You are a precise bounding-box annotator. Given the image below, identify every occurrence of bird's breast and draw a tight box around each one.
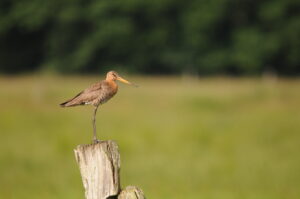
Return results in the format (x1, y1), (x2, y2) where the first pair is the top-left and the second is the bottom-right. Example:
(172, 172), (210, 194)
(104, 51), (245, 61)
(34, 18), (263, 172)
(107, 80), (118, 95)
(98, 81), (118, 105)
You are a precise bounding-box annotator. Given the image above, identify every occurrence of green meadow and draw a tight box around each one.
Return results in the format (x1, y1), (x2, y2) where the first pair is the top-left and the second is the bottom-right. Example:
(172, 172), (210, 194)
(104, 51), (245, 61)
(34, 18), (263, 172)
(0, 75), (299, 199)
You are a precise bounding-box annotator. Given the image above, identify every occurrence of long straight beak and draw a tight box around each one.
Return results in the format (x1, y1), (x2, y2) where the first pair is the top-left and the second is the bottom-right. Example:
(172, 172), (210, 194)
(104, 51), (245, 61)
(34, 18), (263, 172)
(117, 76), (138, 87)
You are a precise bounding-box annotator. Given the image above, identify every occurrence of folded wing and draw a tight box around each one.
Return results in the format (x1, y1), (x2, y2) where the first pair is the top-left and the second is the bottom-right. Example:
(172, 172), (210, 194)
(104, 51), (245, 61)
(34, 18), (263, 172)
(60, 81), (105, 107)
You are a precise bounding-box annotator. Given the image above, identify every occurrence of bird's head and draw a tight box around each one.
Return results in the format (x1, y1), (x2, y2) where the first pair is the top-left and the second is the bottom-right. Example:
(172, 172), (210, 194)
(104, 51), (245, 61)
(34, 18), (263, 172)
(106, 71), (138, 87)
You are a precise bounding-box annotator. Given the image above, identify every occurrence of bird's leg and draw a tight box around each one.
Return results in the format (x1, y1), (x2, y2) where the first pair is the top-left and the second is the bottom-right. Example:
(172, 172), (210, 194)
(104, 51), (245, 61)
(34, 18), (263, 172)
(92, 106), (100, 144)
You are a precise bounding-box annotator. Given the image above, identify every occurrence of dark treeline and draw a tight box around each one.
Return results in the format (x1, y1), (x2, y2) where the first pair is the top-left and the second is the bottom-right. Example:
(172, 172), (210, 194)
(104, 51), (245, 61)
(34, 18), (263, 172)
(0, 0), (299, 75)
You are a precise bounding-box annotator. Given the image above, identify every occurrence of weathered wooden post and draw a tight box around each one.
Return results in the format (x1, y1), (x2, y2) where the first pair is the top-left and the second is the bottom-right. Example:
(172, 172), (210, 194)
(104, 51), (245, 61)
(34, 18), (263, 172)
(118, 186), (145, 199)
(74, 140), (145, 199)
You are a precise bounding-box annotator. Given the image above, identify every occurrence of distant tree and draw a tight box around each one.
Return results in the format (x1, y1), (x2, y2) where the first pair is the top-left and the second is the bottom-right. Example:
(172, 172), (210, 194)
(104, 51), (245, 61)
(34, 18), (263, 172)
(0, 0), (299, 75)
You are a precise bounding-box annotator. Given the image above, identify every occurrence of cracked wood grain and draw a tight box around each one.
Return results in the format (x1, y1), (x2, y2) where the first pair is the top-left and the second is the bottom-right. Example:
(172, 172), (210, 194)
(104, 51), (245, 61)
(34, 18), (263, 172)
(74, 140), (121, 199)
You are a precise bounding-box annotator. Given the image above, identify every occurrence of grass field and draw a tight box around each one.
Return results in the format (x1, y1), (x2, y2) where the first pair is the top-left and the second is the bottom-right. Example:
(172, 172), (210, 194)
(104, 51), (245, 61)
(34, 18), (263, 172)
(0, 75), (299, 199)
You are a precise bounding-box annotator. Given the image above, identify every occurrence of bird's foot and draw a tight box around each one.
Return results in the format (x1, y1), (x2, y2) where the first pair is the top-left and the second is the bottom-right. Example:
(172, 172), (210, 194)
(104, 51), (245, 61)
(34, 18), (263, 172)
(92, 139), (101, 144)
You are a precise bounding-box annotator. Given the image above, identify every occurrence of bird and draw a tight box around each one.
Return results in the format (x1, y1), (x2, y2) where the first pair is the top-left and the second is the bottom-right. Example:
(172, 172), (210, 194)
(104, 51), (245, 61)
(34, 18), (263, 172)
(60, 71), (137, 143)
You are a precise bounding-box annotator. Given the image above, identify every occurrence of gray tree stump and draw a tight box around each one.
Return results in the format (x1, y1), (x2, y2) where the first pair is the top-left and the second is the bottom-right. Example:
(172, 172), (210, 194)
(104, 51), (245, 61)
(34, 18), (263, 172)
(74, 140), (145, 199)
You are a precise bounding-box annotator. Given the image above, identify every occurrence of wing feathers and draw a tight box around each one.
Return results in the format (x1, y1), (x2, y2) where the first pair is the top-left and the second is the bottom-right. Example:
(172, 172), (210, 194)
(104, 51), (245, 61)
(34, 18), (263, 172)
(59, 80), (115, 107)
(59, 81), (105, 107)
(59, 91), (84, 107)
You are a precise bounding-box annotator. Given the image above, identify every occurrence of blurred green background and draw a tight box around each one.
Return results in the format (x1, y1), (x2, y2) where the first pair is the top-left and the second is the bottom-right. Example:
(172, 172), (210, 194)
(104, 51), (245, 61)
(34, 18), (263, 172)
(1, 75), (300, 199)
(1, 0), (300, 199)
(0, 0), (300, 75)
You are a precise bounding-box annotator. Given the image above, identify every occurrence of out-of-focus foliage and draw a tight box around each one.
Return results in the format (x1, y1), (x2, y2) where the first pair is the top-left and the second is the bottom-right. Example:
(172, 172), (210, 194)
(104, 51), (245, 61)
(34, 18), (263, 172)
(0, 0), (299, 74)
